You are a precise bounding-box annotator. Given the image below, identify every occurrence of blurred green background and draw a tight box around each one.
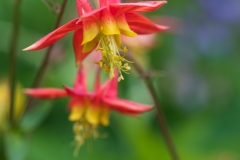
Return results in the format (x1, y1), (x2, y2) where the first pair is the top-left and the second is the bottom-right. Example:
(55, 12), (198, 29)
(1, 0), (240, 159)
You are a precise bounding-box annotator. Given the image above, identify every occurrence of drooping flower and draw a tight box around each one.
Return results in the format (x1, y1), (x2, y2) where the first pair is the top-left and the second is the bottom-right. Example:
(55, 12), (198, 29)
(24, 67), (152, 153)
(23, 0), (168, 80)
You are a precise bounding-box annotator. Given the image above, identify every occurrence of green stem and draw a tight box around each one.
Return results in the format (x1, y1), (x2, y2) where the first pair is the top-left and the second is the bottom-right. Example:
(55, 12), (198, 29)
(127, 54), (180, 160)
(32, 0), (69, 88)
(25, 0), (69, 111)
(9, 0), (23, 126)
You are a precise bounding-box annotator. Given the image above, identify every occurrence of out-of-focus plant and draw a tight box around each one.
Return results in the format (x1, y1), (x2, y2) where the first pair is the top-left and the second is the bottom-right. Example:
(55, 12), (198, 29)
(0, 79), (51, 160)
(0, 80), (25, 131)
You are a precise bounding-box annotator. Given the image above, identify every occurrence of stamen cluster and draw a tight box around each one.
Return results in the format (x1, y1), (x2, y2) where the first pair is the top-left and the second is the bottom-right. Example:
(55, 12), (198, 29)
(95, 35), (132, 81)
(73, 120), (99, 155)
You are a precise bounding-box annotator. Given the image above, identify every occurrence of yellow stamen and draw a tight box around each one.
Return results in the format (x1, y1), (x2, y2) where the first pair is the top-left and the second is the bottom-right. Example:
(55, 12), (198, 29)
(117, 75), (124, 82)
(71, 103), (111, 155)
(95, 35), (133, 80)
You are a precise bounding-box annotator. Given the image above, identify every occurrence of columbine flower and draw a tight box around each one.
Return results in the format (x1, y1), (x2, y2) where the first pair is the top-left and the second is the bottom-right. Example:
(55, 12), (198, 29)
(23, 0), (168, 80)
(25, 68), (152, 153)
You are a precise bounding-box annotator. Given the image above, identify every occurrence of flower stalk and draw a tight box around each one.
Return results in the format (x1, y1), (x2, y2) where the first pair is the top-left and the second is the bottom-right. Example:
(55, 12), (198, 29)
(127, 54), (180, 160)
(25, 0), (69, 111)
(9, 0), (23, 126)
(31, 0), (69, 88)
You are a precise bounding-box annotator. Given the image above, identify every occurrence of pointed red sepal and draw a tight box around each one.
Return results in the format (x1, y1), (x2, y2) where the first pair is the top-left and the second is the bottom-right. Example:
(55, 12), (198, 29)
(76, 0), (93, 17)
(95, 79), (111, 97)
(125, 12), (169, 34)
(23, 19), (80, 51)
(81, 7), (106, 21)
(74, 67), (87, 91)
(73, 28), (94, 66)
(110, 1), (167, 17)
(63, 86), (89, 98)
(24, 88), (67, 99)
(103, 97), (153, 114)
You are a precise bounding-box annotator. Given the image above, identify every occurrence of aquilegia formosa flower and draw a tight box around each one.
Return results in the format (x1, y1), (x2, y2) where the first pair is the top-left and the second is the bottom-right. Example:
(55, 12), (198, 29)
(23, 0), (168, 80)
(25, 68), (152, 153)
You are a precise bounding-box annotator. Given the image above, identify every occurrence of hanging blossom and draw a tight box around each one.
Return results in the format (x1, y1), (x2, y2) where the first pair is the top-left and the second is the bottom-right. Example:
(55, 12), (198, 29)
(23, 0), (168, 80)
(24, 68), (152, 154)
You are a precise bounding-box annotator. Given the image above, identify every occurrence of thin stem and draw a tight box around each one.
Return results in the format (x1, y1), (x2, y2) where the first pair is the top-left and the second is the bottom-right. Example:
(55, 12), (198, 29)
(127, 54), (180, 160)
(24, 0), (69, 111)
(32, 0), (69, 88)
(9, 0), (23, 126)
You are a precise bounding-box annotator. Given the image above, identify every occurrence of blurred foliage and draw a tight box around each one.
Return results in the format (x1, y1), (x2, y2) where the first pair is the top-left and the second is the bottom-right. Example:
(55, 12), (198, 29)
(1, 0), (240, 159)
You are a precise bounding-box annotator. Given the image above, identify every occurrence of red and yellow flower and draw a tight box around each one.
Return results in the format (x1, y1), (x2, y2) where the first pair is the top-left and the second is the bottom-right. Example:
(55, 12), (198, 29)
(23, 0), (168, 80)
(25, 68), (152, 152)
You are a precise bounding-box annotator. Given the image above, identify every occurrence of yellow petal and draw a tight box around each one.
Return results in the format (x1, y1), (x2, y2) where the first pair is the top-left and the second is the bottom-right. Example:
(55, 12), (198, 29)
(114, 34), (122, 46)
(69, 107), (85, 121)
(82, 21), (100, 45)
(101, 10), (120, 35)
(116, 16), (137, 37)
(85, 106), (100, 125)
(100, 106), (110, 126)
(82, 38), (99, 53)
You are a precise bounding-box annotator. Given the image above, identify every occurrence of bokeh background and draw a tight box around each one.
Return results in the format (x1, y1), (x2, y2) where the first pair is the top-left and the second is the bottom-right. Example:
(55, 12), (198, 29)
(1, 0), (240, 159)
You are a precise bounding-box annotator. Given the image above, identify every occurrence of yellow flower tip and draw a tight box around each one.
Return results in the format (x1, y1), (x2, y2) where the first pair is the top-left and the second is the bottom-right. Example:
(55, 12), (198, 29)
(86, 106), (100, 126)
(100, 107), (110, 126)
(69, 107), (85, 122)
(70, 105), (110, 154)
(120, 29), (137, 37)
(82, 22), (99, 45)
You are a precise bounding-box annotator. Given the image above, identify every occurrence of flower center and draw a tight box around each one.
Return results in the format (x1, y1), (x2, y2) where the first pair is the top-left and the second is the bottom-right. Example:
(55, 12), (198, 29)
(95, 35), (132, 82)
(69, 104), (110, 155)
